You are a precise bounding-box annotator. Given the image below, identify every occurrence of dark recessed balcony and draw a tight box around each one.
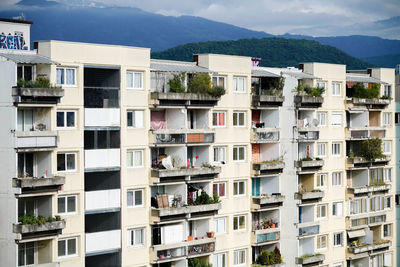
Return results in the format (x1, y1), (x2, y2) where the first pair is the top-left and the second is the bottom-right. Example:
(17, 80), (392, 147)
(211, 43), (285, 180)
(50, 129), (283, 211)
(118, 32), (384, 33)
(12, 87), (64, 105)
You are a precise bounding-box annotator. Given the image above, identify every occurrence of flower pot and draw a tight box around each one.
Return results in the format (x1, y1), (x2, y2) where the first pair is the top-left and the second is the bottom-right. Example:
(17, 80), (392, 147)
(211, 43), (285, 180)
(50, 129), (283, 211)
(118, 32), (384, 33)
(187, 235), (194, 241)
(206, 231), (215, 238)
(271, 224), (276, 228)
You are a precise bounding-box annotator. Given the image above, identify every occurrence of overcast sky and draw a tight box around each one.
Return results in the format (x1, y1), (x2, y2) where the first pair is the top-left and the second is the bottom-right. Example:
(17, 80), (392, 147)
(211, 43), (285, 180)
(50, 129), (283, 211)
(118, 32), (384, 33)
(2, 0), (400, 38)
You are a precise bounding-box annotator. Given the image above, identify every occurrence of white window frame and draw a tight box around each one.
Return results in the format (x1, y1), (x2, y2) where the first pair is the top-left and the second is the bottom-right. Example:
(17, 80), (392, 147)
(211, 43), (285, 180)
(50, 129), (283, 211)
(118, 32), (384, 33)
(233, 111), (246, 127)
(56, 110), (77, 129)
(213, 146), (226, 163)
(382, 141), (391, 154)
(317, 112), (327, 127)
(316, 234), (328, 250)
(126, 71), (143, 90)
(127, 150), (144, 168)
(332, 82), (341, 96)
(212, 111), (226, 128)
(212, 76), (226, 88)
(383, 112), (391, 126)
(56, 67), (77, 87)
(384, 168), (392, 182)
(317, 81), (326, 96)
(331, 112), (342, 127)
(317, 142), (327, 158)
(383, 224), (392, 237)
(57, 195), (78, 215)
(333, 232), (344, 247)
(332, 263), (343, 267)
(213, 182), (226, 198)
(233, 146), (246, 162)
(18, 242), (35, 266)
(213, 217), (226, 235)
(332, 202), (343, 217)
(233, 215), (246, 232)
(317, 204), (327, 220)
(383, 85), (392, 97)
(332, 172), (342, 186)
(127, 110), (144, 128)
(316, 173), (327, 189)
(127, 189), (144, 208)
(58, 237), (78, 258)
(233, 180), (246, 197)
(233, 76), (246, 93)
(385, 196), (392, 210)
(213, 252), (227, 267)
(127, 228), (145, 247)
(332, 142), (341, 157)
(57, 152), (77, 172)
(233, 249), (246, 266)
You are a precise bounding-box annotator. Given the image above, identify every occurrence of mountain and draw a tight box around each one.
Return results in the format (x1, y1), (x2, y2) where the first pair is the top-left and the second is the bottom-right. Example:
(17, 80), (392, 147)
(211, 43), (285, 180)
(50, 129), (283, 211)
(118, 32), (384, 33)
(152, 38), (373, 70)
(362, 54), (400, 68)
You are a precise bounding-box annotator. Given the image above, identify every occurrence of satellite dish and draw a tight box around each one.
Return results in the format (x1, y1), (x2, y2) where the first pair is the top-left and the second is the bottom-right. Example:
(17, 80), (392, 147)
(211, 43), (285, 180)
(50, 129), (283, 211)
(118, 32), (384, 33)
(312, 119), (319, 127)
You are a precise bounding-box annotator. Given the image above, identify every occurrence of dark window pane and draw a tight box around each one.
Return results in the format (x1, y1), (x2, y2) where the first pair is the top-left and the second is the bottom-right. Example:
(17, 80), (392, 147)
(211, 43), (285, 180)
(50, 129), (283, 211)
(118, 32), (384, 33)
(66, 154), (75, 170)
(58, 197), (66, 213)
(25, 242), (34, 265)
(97, 131), (107, 149)
(67, 238), (76, 255)
(66, 112), (75, 127)
(127, 112), (133, 127)
(24, 66), (32, 82)
(84, 131), (95, 150)
(25, 153), (33, 177)
(57, 112), (64, 127)
(17, 153), (24, 178)
(67, 196), (76, 212)
(135, 190), (143, 206)
(57, 154), (65, 171)
(17, 66), (23, 81)
(58, 240), (66, 257)
(110, 130), (120, 148)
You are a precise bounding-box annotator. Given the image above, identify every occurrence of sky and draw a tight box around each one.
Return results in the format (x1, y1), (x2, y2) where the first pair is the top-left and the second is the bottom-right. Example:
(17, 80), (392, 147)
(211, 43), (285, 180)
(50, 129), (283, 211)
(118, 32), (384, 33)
(1, 0), (400, 39)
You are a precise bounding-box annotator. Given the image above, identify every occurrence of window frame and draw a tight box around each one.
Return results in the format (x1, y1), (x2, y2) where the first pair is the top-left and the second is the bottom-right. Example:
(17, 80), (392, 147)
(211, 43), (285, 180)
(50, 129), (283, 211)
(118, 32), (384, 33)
(383, 112), (391, 126)
(316, 173), (327, 189)
(212, 76), (226, 88)
(127, 149), (144, 168)
(233, 215), (246, 232)
(332, 202), (343, 217)
(18, 242), (35, 266)
(58, 237), (78, 258)
(127, 228), (145, 247)
(332, 142), (341, 157)
(317, 142), (327, 158)
(382, 141), (391, 154)
(57, 152), (77, 172)
(213, 146), (226, 163)
(127, 110), (144, 128)
(333, 232), (344, 247)
(332, 82), (341, 96)
(332, 172), (342, 186)
(233, 180), (246, 197)
(126, 71), (144, 90)
(233, 146), (246, 162)
(233, 249), (246, 266)
(331, 112), (342, 127)
(213, 217), (226, 235)
(57, 195), (78, 216)
(56, 67), (77, 87)
(317, 204), (327, 220)
(317, 112), (327, 127)
(127, 189), (144, 208)
(316, 234), (328, 250)
(213, 182), (226, 198)
(383, 224), (392, 237)
(212, 111), (226, 128)
(56, 110), (77, 129)
(233, 76), (246, 93)
(233, 111), (246, 127)
(213, 252), (227, 267)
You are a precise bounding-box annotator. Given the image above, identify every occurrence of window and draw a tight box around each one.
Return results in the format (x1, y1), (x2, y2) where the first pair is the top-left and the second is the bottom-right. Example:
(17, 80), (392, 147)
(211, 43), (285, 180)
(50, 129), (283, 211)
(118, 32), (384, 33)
(213, 253), (226, 267)
(17, 65), (33, 81)
(333, 263), (343, 267)
(128, 228), (145, 247)
(213, 147), (226, 163)
(127, 110), (144, 128)
(350, 198), (368, 215)
(384, 168), (392, 182)
(316, 173), (327, 188)
(317, 81), (326, 89)
(212, 76), (225, 88)
(57, 153), (77, 172)
(58, 195), (77, 215)
(332, 82), (341, 96)
(126, 71), (143, 89)
(233, 215), (246, 231)
(332, 202), (343, 217)
(233, 146), (245, 162)
(18, 242), (34, 266)
(382, 141), (391, 154)
(317, 204), (327, 219)
(333, 232), (343, 247)
(383, 224), (392, 237)
(213, 182), (226, 198)
(383, 112), (391, 126)
(317, 112), (327, 126)
(56, 67), (76, 86)
(57, 111), (76, 128)
(17, 109), (33, 131)
(234, 249), (246, 266)
(385, 196), (392, 209)
(213, 217), (226, 234)
(331, 112), (342, 126)
(317, 143), (327, 157)
(395, 112), (400, 125)
(233, 181), (245, 196)
(233, 76), (245, 93)
(332, 142), (341, 156)
(58, 237), (77, 258)
(127, 189), (143, 207)
(332, 172), (342, 186)
(383, 85), (392, 97)
(212, 111), (226, 127)
(317, 235), (327, 250)
(233, 111), (246, 127)
(84, 130), (120, 149)
(127, 150), (143, 168)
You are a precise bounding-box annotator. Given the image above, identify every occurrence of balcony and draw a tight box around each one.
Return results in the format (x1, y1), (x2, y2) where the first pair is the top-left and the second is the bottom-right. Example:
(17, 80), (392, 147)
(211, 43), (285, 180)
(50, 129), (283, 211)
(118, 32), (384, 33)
(348, 240), (391, 254)
(295, 254), (325, 265)
(252, 230), (280, 245)
(347, 97), (390, 109)
(150, 129), (215, 146)
(347, 212), (387, 230)
(150, 92), (220, 107)
(15, 131), (57, 151)
(151, 237), (216, 263)
(85, 149), (120, 170)
(252, 95), (284, 108)
(251, 128), (279, 143)
(252, 195), (285, 211)
(295, 159), (324, 173)
(84, 108), (120, 127)
(252, 161), (284, 176)
(85, 230), (121, 254)
(12, 87), (64, 105)
(294, 96), (324, 108)
(348, 184), (390, 195)
(13, 220), (65, 240)
(13, 176), (65, 194)
(345, 127), (385, 140)
(346, 157), (390, 169)
(151, 166), (221, 184)
(298, 223), (320, 237)
(85, 189), (120, 213)
(295, 191), (324, 201)
(151, 203), (221, 223)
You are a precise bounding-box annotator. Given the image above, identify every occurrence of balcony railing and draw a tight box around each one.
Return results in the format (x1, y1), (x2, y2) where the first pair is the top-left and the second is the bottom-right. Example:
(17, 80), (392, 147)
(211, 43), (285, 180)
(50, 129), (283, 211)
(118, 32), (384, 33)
(345, 128), (385, 140)
(15, 131), (58, 150)
(347, 212), (386, 230)
(295, 159), (324, 173)
(252, 230), (280, 245)
(348, 240), (391, 254)
(294, 96), (324, 108)
(346, 157), (390, 169)
(252, 195), (285, 210)
(150, 129), (215, 145)
(295, 254), (325, 265)
(85, 149), (120, 170)
(12, 87), (64, 105)
(85, 230), (121, 254)
(84, 108), (120, 127)
(151, 166), (221, 184)
(252, 94), (284, 108)
(252, 161), (284, 176)
(295, 191), (324, 201)
(150, 92), (220, 107)
(298, 224), (320, 237)
(348, 184), (390, 194)
(12, 176), (65, 194)
(251, 128), (279, 143)
(347, 97), (390, 108)
(13, 220), (65, 240)
(85, 189), (121, 213)
(151, 203), (221, 223)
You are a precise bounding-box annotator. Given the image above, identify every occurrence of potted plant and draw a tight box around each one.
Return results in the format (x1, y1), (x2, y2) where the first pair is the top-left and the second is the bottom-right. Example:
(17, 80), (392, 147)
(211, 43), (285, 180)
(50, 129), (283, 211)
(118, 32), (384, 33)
(206, 231), (215, 238)
(187, 235), (194, 241)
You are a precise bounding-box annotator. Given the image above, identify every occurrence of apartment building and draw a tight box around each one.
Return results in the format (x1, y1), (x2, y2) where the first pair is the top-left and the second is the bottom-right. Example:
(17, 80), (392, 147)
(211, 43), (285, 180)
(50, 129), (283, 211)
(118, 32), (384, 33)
(0, 18), (396, 267)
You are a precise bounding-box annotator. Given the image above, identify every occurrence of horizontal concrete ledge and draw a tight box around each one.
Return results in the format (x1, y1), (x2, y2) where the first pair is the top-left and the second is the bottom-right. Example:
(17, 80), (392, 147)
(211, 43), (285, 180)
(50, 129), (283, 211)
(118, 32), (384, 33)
(348, 240), (391, 254)
(13, 220), (65, 234)
(151, 92), (220, 101)
(253, 195), (285, 205)
(351, 98), (390, 105)
(156, 203), (221, 216)
(294, 96), (324, 104)
(152, 166), (221, 178)
(153, 237), (216, 252)
(295, 254), (325, 265)
(13, 176), (65, 188)
(12, 87), (64, 97)
(295, 160), (324, 168)
(295, 191), (324, 200)
(253, 95), (285, 103)
(16, 131), (58, 137)
(253, 162), (285, 171)
(349, 184), (391, 194)
(347, 157), (390, 164)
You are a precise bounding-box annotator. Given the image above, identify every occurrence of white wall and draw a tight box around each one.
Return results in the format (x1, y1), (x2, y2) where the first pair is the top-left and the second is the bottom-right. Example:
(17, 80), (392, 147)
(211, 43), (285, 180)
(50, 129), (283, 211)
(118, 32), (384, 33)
(161, 223), (185, 244)
(85, 189), (120, 211)
(261, 109), (279, 128)
(301, 205), (314, 223)
(166, 109), (186, 129)
(0, 21), (31, 50)
(36, 151), (52, 177)
(299, 237), (314, 255)
(165, 146), (186, 167)
(85, 230), (121, 253)
(85, 149), (120, 169)
(351, 169), (368, 187)
(350, 112), (369, 127)
(260, 143), (279, 161)
(260, 176), (280, 195)
(165, 184), (187, 206)
(84, 108), (120, 127)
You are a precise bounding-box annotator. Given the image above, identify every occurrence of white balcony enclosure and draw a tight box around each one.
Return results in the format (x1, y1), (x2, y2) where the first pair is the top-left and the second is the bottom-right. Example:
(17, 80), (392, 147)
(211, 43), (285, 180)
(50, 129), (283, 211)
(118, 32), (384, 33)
(16, 132), (57, 149)
(85, 189), (120, 212)
(85, 108), (120, 127)
(85, 149), (120, 169)
(85, 230), (121, 253)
